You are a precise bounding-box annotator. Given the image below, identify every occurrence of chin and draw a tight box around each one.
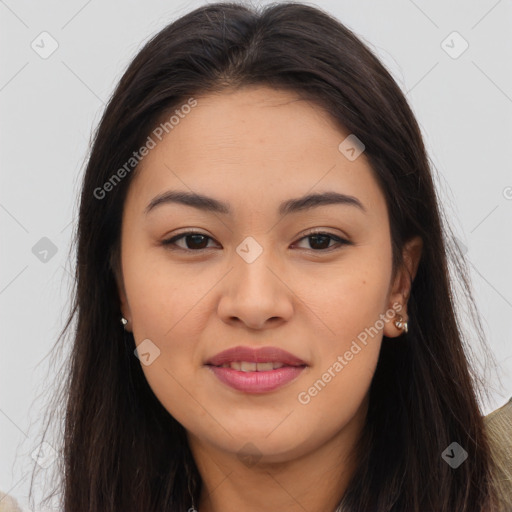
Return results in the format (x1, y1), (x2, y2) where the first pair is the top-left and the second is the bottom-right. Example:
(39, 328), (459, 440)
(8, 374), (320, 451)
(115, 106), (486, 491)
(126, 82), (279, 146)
(214, 426), (315, 460)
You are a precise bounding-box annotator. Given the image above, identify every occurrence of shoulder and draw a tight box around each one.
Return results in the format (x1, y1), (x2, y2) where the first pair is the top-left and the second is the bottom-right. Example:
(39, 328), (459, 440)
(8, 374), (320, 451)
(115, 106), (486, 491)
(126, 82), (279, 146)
(0, 491), (23, 512)
(483, 396), (512, 512)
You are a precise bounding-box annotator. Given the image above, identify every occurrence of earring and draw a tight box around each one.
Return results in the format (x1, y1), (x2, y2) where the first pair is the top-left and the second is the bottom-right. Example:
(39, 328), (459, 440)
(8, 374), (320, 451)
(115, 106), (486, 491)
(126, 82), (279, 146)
(121, 317), (128, 326)
(394, 314), (408, 334)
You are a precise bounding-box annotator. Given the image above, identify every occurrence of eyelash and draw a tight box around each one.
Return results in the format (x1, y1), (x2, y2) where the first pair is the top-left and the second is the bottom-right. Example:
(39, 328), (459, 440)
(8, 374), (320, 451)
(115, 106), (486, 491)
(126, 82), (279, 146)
(161, 230), (351, 253)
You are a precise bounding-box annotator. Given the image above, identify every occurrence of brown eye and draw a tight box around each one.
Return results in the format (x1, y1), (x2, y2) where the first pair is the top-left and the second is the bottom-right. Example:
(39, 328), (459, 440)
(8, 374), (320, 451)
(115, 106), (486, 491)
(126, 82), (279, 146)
(161, 232), (217, 251)
(161, 230), (350, 253)
(293, 231), (350, 251)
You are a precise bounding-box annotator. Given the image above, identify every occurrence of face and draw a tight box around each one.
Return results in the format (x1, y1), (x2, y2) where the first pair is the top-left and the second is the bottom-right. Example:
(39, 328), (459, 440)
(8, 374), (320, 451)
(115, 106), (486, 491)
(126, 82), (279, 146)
(116, 86), (421, 466)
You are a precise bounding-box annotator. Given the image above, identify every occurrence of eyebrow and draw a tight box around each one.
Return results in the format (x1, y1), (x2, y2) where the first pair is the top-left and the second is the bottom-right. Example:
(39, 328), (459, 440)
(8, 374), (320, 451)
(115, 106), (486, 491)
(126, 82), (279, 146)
(144, 190), (366, 216)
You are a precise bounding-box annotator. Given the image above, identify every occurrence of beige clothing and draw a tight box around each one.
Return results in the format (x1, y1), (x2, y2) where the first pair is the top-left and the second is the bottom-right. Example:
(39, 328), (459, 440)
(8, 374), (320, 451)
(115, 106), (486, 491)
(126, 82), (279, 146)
(1, 398), (510, 512)
(484, 396), (512, 511)
(0, 492), (22, 512)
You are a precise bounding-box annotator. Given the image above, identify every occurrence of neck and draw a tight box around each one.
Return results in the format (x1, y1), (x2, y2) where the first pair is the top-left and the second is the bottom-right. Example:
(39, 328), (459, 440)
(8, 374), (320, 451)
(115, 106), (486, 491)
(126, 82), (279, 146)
(187, 397), (367, 512)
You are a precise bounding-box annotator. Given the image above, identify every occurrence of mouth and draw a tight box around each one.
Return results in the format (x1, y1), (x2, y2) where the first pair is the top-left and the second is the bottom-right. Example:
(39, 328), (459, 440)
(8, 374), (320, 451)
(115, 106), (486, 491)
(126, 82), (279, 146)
(204, 345), (307, 393)
(208, 361), (306, 371)
(205, 345), (308, 368)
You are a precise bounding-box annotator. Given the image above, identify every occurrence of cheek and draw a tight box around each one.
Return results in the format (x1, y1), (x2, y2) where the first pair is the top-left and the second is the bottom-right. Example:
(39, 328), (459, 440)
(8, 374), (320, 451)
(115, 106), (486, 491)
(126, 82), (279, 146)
(293, 251), (392, 354)
(122, 248), (217, 416)
(295, 281), (385, 405)
(125, 269), (208, 428)
(123, 242), (207, 339)
(292, 269), (387, 434)
(289, 247), (391, 415)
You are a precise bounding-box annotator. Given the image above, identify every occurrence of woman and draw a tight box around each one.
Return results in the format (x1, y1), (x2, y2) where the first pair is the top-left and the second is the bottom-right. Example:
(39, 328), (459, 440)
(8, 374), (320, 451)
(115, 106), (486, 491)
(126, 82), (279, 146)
(29, 2), (511, 511)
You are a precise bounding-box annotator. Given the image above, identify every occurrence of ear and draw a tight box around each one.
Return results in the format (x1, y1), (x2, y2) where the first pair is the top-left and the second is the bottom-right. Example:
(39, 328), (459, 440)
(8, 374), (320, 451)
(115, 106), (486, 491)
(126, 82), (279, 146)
(110, 246), (132, 331)
(383, 236), (423, 338)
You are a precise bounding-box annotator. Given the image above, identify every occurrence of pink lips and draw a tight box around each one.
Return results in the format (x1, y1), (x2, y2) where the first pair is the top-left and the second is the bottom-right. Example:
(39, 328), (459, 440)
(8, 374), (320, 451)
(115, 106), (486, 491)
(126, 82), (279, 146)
(205, 346), (307, 394)
(206, 346), (306, 367)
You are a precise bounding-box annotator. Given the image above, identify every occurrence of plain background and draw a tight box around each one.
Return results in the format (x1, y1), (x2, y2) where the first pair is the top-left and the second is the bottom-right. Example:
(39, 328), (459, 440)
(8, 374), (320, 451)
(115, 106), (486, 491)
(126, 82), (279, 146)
(1, 0), (511, 509)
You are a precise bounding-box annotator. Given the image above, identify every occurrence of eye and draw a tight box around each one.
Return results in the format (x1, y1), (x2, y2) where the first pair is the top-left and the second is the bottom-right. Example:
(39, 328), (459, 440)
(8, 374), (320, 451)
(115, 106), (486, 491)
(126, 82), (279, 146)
(161, 231), (218, 251)
(161, 230), (351, 252)
(293, 230), (350, 251)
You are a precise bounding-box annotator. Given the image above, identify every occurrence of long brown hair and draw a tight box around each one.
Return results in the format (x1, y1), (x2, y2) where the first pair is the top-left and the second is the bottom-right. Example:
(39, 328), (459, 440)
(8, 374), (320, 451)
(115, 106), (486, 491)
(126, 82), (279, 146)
(31, 2), (500, 510)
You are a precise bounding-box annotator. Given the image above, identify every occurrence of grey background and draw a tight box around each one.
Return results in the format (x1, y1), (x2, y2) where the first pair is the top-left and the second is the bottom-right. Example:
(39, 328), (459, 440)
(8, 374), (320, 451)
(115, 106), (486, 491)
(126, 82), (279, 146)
(1, 0), (511, 509)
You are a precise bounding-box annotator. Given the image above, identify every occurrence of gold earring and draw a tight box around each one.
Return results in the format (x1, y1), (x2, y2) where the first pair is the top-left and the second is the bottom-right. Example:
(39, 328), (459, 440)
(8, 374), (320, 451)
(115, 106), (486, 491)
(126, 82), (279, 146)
(394, 314), (408, 334)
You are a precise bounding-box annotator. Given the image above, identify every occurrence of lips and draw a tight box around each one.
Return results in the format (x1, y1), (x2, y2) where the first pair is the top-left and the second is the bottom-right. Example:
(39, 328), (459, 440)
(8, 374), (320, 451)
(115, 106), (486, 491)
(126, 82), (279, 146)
(205, 345), (307, 393)
(205, 345), (307, 367)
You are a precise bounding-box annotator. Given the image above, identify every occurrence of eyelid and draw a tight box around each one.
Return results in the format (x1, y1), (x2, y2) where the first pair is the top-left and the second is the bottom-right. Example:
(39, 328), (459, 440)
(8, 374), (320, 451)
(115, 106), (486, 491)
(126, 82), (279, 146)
(298, 227), (350, 241)
(161, 229), (217, 250)
(161, 228), (351, 252)
(292, 229), (351, 251)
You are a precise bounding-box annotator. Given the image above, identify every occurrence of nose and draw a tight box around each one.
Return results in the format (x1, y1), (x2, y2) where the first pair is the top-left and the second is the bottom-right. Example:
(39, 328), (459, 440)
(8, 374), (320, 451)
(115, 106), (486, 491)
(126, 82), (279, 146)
(217, 248), (294, 330)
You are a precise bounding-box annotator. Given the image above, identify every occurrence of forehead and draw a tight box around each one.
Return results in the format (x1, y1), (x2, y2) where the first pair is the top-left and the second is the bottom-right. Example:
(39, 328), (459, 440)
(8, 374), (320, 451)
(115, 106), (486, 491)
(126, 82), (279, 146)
(125, 86), (386, 220)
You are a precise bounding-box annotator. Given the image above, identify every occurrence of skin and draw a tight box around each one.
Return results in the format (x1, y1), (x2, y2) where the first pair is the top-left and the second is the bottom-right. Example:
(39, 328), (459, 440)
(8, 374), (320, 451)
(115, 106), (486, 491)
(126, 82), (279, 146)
(116, 85), (423, 512)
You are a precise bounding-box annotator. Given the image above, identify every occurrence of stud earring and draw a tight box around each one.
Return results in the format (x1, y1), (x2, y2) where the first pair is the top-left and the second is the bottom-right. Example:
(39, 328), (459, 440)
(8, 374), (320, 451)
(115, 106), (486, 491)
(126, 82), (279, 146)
(121, 317), (128, 326)
(394, 314), (408, 334)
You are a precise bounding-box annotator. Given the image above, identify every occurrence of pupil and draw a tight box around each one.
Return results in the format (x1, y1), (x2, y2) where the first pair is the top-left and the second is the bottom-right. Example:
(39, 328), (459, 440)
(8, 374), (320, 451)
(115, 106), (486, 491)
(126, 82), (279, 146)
(184, 234), (332, 250)
(310, 235), (330, 250)
(188, 234), (208, 249)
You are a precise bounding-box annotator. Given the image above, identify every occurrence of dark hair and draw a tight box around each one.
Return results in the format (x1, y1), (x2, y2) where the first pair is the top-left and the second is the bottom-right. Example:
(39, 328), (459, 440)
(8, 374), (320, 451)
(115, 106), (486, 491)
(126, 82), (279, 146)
(32, 2), (500, 511)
